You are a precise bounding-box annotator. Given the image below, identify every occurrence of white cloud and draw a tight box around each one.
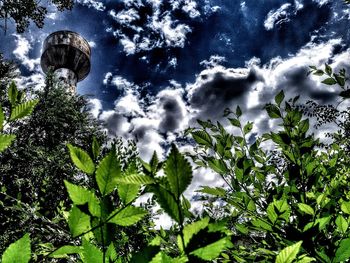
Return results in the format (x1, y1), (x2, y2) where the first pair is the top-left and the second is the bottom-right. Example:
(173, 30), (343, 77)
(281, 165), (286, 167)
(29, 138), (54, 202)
(264, 3), (293, 30)
(12, 34), (40, 72)
(76, 0), (105, 11)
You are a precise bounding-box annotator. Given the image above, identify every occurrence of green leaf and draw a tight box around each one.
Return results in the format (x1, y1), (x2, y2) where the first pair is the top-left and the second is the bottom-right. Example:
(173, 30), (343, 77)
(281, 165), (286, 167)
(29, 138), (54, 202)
(275, 90), (285, 106)
(341, 201), (350, 214)
(299, 119), (309, 134)
(149, 252), (173, 263)
(68, 206), (91, 237)
(197, 186), (226, 197)
(229, 118), (241, 127)
(243, 122), (253, 134)
(313, 70), (324, 76)
(236, 105), (242, 117)
(0, 134), (16, 152)
(276, 241), (303, 263)
(207, 157), (227, 175)
(0, 105), (4, 131)
(118, 183), (140, 204)
(150, 151), (159, 173)
(183, 217), (210, 247)
(67, 144), (95, 175)
(2, 234), (31, 263)
(265, 104), (281, 118)
(8, 81), (18, 106)
(336, 215), (348, 234)
(49, 246), (83, 258)
(191, 130), (212, 147)
(91, 136), (100, 160)
(9, 99), (38, 121)
(334, 73), (345, 87)
(96, 151), (121, 196)
(82, 239), (103, 263)
(297, 203), (314, 216)
(296, 256), (316, 263)
(321, 78), (337, 85)
(108, 206), (147, 226)
(164, 144), (193, 199)
(325, 63), (332, 75)
(334, 238), (350, 263)
(152, 186), (180, 223)
(116, 174), (155, 185)
(64, 181), (100, 217)
(190, 237), (233, 261)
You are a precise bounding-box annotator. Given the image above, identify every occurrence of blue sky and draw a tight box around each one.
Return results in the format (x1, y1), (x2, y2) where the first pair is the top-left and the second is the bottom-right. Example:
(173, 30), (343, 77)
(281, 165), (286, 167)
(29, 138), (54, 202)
(1, 0), (350, 224)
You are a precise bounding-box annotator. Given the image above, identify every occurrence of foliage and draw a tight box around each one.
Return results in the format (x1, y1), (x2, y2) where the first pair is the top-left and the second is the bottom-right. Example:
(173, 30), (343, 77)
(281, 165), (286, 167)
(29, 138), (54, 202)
(0, 0), (74, 33)
(0, 75), (104, 258)
(187, 69), (350, 262)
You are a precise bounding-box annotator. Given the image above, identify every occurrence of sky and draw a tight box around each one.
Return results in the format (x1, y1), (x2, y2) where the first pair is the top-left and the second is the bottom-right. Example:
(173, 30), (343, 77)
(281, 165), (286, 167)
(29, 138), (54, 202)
(1, 0), (350, 226)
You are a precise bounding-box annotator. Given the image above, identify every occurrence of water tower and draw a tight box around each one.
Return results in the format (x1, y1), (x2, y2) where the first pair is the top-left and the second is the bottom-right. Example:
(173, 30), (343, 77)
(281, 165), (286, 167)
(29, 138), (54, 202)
(41, 31), (91, 93)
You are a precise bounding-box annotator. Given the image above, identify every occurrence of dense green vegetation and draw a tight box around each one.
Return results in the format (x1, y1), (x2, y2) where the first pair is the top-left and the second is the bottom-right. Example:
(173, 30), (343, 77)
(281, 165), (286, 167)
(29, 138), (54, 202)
(1, 1), (350, 262)
(1, 62), (350, 262)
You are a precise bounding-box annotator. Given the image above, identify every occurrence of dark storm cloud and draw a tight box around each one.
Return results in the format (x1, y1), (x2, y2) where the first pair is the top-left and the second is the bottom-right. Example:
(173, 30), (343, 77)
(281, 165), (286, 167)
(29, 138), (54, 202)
(158, 93), (185, 133)
(187, 67), (263, 119)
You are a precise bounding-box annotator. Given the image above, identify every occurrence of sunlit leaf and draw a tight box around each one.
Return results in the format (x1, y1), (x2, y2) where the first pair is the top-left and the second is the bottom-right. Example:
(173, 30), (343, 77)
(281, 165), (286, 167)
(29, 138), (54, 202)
(108, 206), (147, 226)
(276, 241), (302, 263)
(2, 234), (31, 263)
(67, 144), (95, 175)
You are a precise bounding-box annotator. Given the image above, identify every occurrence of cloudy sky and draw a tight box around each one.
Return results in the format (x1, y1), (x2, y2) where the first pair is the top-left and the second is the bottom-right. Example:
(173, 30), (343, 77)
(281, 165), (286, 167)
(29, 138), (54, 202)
(1, 0), (350, 223)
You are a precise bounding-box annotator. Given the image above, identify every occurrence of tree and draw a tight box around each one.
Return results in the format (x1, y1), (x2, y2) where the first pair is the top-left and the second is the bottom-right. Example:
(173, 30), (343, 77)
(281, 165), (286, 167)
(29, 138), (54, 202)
(0, 0), (74, 33)
(0, 74), (105, 257)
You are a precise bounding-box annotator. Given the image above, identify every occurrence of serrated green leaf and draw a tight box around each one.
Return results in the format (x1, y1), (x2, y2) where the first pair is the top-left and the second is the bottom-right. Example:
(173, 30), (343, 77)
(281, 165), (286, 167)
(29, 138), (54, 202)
(68, 206), (91, 237)
(164, 144), (193, 199)
(49, 246), (83, 258)
(116, 174), (155, 185)
(105, 243), (118, 262)
(82, 239), (103, 263)
(183, 217), (210, 247)
(191, 130), (212, 147)
(149, 252), (173, 263)
(108, 206), (147, 226)
(321, 78), (337, 85)
(118, 183), (140, 204)
(299, 119), (309, 134)
(207, 157), (228, 175)
(229, 118), (241, 127)
(296, 256), (316, 263)
(336, 215), (348, 234)
(275, 90), (285, 106)
(8, 81), (18, 106)
(334, 238), (350, 263)
(341, 201), (350, 214)
(9, 99), (38, 121)
(190, 237), (233, 261)
(297, 203), (314, 216)
(91, 136), (100, 160)
(0, 134), (16, 152)
(265, 104), (281, 118)
(67, 144), (95, 175)
(64, 181), (100, 217)
(2, 234), (31, 263)
(150, 151), (159, 174)
(96, 151), (121, 196)
(276, 241), (302, 263)
(152, 186), (180, 223)
(196, 186), (226, 197)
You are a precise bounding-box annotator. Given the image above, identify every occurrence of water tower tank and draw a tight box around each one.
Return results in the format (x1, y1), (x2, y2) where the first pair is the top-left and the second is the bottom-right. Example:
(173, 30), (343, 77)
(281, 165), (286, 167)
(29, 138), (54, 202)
(41, 31), (91, 93)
